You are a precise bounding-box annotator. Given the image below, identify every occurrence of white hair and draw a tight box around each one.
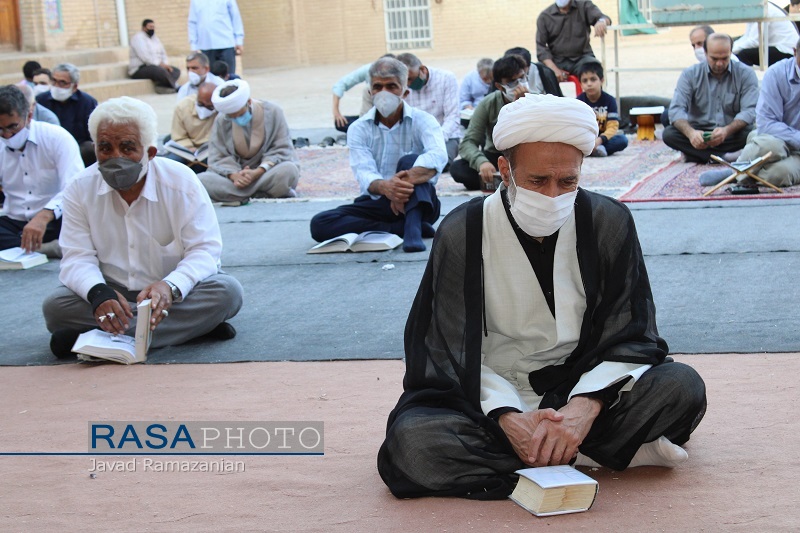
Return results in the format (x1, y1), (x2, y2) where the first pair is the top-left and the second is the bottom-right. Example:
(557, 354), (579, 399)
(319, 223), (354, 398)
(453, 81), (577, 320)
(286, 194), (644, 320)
(88, 96), (158, 148)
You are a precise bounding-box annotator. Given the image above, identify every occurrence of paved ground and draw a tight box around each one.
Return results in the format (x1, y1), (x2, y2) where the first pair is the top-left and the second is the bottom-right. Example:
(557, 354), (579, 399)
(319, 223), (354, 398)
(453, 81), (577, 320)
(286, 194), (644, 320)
(3, 195), (800, 365)
(3, 25), (799, 531)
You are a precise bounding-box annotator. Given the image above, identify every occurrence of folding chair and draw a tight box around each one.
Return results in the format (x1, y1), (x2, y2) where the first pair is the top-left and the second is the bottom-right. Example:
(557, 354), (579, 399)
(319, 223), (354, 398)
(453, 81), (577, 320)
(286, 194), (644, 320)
(702, 151), (783, 196)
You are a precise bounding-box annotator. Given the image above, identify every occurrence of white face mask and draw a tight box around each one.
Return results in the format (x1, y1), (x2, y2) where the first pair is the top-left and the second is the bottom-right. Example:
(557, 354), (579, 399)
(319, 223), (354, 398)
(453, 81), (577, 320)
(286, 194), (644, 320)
(33, 85), (50, 97)
(507, 171), (578, 237)
(555, 0), (571, 7)
(694, 47), (706, 63)
(188, 71), (203, 86)
(50, 86), (74, 102)
(0, 126), (29, 151)
(195, 103), (215, 120)
(373, 90), (402, 118)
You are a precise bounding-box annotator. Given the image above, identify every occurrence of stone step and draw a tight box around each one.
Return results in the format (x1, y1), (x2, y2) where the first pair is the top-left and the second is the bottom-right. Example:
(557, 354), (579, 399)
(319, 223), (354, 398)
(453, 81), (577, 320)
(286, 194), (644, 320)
(0, 47), (129, 77)
(81, 79), (160, 101)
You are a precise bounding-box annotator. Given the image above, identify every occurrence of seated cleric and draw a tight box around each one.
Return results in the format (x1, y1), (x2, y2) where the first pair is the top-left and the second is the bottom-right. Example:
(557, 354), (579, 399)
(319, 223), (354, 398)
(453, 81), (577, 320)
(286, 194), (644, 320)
(377, 94), (706, 499)
(43, 96), (243, 358)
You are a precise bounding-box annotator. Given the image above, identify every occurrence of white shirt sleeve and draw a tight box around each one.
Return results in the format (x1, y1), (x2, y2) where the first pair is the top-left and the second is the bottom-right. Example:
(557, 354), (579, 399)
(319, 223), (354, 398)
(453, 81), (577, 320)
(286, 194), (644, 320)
(480, 364), (527, 415)
(568, 361), (652, 408)
(44, 133), (84, 219)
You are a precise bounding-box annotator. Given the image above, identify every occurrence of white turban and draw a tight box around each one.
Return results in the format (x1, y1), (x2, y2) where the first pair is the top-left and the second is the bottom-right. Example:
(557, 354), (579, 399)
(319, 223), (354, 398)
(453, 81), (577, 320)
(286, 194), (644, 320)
(492, 93), (599, 156)
(212, 79), (251, 115)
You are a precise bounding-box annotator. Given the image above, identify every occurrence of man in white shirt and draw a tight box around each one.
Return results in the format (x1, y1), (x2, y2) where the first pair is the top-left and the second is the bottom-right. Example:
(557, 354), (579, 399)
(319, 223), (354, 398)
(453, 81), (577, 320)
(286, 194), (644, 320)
(42, 96), (244, 358)
(188, 0), (244, 76)
(396, 53), (461, 167)
(177, 52), (224, 101)
(733, 2), (798, 67)
(128, 19), (181, 94)
(0, 85), (83, 252)
(378, 94), (707, 499)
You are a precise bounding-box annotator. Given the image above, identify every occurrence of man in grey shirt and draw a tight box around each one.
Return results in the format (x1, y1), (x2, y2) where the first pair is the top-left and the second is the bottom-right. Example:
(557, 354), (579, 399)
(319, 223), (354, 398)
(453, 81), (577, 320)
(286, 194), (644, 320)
(536, 0), (610, 83)
(663, 33), (759, 163)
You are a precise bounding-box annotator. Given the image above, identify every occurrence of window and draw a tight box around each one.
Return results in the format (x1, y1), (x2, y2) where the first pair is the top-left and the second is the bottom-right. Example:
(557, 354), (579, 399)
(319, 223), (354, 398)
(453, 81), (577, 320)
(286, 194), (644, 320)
(384, 0), (433, 51)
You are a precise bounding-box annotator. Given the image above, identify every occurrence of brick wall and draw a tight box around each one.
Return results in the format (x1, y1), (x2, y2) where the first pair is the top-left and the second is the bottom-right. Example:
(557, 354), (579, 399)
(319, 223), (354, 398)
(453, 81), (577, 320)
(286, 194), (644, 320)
(17, 0), (622, 63)
(124, 0), (191, 56)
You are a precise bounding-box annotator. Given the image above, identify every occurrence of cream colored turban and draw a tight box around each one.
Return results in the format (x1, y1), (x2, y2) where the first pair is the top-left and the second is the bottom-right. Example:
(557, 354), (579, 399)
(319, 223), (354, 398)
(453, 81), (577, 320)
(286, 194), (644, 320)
(212, 79), (251, 115)
(492, 93), (599, 156)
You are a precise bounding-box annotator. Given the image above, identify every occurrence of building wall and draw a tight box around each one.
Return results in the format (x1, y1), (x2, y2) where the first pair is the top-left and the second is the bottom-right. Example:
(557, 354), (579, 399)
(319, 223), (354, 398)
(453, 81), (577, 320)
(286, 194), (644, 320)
(19, 0), (120, 52)
(18, 0), (621, 64)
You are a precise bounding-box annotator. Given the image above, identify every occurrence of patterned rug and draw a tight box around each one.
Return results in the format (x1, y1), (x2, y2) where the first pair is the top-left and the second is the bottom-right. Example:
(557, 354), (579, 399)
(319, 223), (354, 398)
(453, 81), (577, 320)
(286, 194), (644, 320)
(620, 155), (800, 202)
(293, 139), (680, 199)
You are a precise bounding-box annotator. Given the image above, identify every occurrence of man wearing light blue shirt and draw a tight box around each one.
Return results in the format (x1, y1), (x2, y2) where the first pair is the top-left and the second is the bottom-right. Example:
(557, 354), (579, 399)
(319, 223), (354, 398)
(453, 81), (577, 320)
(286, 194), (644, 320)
(459, 58), (493, 110)
(188, 0), (245, 76)
(699, 40), (800, 190)
(311, 57), (447, 253)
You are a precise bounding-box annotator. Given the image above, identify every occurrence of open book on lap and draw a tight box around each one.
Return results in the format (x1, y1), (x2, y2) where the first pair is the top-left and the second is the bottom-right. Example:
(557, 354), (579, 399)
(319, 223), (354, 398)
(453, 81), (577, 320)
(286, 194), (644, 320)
(0, 247), (48, 270)
(163, 140), (209, 164)
(307, 231), (403, 254)
(73, 299), (153, 364)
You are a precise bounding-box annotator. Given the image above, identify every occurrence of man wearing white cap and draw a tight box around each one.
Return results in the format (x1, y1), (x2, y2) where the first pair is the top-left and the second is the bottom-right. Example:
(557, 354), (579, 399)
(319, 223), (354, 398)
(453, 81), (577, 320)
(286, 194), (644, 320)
(378, 94), (707, 499)
(198, 79), (300, 203)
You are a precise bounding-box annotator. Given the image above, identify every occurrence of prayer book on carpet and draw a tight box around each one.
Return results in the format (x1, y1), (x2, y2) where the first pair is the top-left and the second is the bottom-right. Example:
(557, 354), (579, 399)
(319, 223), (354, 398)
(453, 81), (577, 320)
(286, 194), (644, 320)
(73, 300), (153, 364)
(509, 465), (598, 517)
(307, 231), (402, 254)
(163, 140), (209, 166)
(0, 247), (48, 270)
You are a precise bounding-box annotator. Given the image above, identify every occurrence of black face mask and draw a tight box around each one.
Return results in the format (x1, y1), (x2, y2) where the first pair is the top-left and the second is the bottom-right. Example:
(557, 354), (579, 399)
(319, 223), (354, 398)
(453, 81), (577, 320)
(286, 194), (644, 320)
(145, 29), (155, 37)
(98, 157), (145, 191)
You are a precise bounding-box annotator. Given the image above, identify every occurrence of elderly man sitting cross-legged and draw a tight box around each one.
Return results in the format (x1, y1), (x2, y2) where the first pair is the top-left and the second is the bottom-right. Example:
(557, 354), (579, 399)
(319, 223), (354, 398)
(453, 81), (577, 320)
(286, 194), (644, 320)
(43, 97), (243, 358)
(309, 57), (447, 253)
(377, 94), (707, 500)
(198, 80), (300, 203)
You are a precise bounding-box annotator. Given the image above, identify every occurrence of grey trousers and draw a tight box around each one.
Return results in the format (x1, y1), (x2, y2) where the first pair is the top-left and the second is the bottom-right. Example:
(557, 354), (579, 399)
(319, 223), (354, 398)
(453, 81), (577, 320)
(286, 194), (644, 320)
(379, 361), (706, 498)
(738, 131), (800, 187)
(198, 162), (300, 201)
(42, 273), (244, 348)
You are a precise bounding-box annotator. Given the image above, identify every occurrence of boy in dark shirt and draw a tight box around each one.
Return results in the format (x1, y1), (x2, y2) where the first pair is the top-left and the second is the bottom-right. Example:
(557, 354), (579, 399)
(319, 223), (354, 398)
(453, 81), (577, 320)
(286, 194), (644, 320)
(577, 62), (628, 157)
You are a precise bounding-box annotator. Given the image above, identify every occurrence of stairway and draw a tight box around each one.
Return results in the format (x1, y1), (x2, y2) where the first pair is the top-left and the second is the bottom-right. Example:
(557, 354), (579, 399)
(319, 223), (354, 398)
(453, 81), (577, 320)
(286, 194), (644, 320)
(0, 47), (186, 102)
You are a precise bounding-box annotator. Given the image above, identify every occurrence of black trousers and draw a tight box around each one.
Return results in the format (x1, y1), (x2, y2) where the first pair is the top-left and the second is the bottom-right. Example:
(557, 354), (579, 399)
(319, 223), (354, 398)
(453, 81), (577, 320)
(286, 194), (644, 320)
(735, 47), (793, 67)
(309, 154), (440, 242)
(0, 215), (62, 251)
(202, 48), (237, 75)
(662, 125), (752, 163)
(131, 65), (181, 89)
(378, 361), (706, 500)
(449, 150), (501, 191)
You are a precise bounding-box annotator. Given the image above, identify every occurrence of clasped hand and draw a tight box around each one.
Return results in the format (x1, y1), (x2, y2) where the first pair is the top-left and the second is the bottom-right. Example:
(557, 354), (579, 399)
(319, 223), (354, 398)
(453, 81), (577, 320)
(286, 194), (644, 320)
(383, 173), (415, 215)
(498, 397), (602, 467)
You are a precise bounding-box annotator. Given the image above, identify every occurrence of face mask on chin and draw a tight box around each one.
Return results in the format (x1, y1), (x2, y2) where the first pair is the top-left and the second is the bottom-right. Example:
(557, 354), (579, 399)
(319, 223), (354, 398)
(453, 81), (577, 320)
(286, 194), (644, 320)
(373, 90), (402, 118)
(507, 170), (578, 238)
(187, 71), (203, 86)
(232, 109), (252, 127)
(50, 86), (74, 102)
(98, 152), (149, 191)
(196, 103), (215, 120)
(0, 126), (29, 151)
(694, 47), (706, 62)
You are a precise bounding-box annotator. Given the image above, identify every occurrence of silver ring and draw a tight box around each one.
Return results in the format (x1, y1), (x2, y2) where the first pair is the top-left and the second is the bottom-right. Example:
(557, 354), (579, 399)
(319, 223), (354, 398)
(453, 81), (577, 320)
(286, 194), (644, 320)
(98, 315), (106, 323)
(107, 312), (116, 319)
(161, 309), (169, 317)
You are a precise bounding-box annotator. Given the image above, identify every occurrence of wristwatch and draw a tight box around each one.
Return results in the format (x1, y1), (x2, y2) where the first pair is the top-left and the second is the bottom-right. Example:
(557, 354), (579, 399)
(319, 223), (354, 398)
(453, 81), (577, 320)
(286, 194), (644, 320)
(164, 280), (182, 302)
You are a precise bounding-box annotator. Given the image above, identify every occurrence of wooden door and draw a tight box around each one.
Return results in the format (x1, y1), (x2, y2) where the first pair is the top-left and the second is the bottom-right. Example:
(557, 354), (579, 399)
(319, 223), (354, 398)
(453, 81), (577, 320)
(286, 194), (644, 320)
(0, 0), (20, 49)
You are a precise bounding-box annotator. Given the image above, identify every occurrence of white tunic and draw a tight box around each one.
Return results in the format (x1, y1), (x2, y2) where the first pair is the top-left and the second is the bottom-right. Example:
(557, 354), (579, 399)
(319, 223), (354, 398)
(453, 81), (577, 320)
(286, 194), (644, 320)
(479, 191), (650, 415)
